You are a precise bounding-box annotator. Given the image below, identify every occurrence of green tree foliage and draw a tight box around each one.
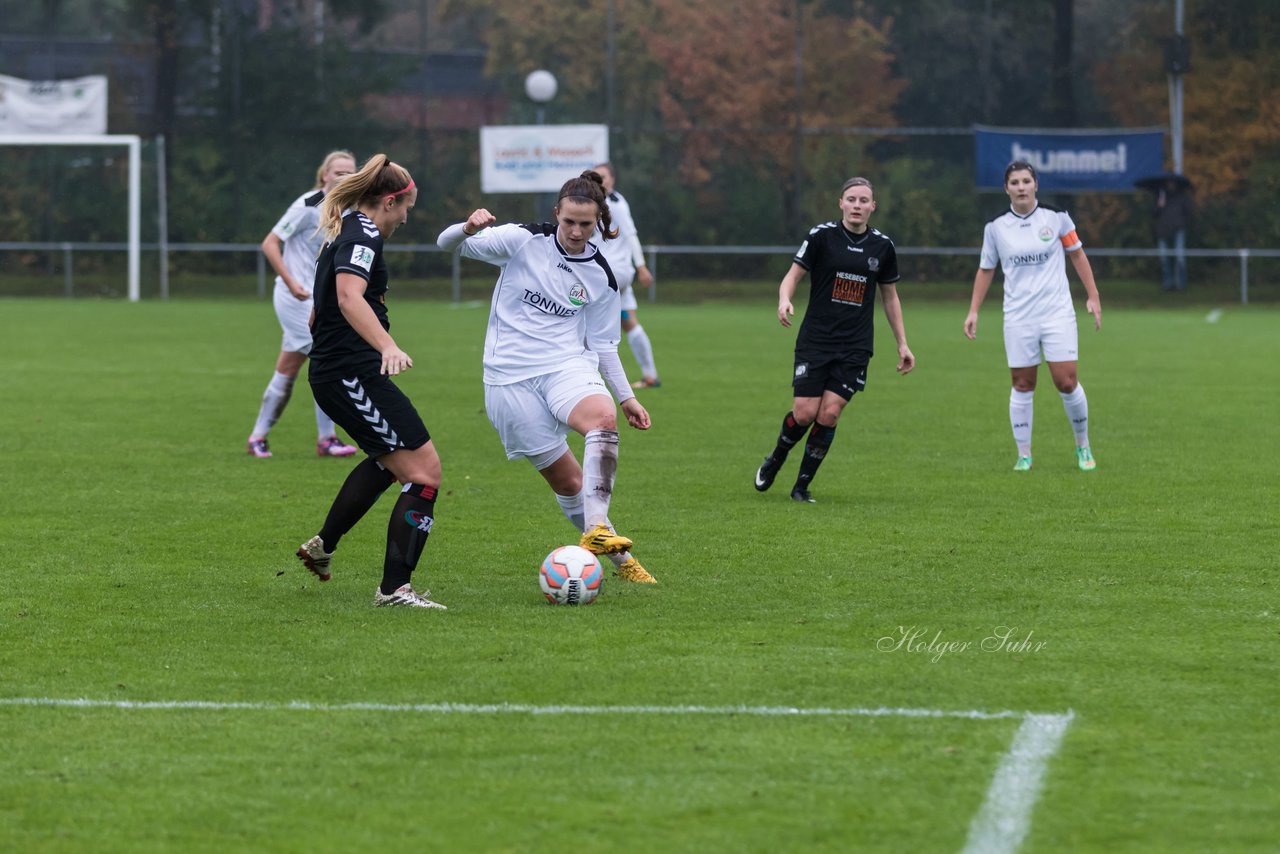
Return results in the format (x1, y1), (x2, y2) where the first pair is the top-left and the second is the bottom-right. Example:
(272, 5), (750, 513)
(473, 0), (902, 243)
(1093, 0), (1280, 244)
(3, 0), (1279, 255)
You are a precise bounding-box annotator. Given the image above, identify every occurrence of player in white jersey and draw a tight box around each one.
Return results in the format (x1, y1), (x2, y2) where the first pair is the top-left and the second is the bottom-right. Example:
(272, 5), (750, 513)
(247, 150), (359, 459)
(964, 160), (1102, 473)
(593, 163), (661, 388)
(437, 170), (656, 584)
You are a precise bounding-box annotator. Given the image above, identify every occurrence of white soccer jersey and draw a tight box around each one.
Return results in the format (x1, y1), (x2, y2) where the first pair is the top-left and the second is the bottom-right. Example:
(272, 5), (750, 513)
(458, 223), (622, 385)
(270, 189), (325, 292)
(597, 190), (644, 281)
(979, 204), (1081, 325)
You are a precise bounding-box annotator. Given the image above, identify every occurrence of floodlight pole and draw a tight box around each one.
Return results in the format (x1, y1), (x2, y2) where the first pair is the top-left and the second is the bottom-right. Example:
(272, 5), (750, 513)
(1169, 0), (1185, 173)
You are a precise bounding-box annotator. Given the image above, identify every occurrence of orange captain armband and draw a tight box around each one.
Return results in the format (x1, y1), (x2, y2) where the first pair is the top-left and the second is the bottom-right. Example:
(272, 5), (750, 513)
(1060, 229), (1080, 248)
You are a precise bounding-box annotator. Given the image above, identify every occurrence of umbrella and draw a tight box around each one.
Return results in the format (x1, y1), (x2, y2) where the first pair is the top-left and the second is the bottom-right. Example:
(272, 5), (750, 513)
(1135, 172), (1193, 192)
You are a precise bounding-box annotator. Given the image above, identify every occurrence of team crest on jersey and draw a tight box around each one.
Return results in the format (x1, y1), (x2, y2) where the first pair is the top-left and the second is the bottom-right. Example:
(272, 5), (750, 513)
(568, 283), (588, 306)
(350, 245), (375, 271)
(868, 257), (879, 271)
(1038, 226), (1054, 242)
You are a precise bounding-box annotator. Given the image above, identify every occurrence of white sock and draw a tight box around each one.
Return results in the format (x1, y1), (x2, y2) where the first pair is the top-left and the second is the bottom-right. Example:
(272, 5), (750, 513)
(554, 491), (586, 533)
(1060, 384), (1090, 448)
(582, 429), (620, 528)
(626, 326), (658, 380)
(1010, 389), (1034, 457)
(251, 371), (294, 438)
(315, 400), (337, 440)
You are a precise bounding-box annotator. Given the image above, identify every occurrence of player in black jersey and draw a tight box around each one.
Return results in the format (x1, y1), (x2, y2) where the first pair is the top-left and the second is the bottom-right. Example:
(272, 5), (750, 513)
(292, 154), (447, 610)
(753, 177), (915, 503)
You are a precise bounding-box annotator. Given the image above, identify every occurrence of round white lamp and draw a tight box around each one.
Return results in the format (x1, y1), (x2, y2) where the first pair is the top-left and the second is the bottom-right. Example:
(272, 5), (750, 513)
(524, 69), (558, 105)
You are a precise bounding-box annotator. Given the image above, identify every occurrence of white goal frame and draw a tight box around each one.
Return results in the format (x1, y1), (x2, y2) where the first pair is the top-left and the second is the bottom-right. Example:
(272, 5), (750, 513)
(0, 134), (141, 301)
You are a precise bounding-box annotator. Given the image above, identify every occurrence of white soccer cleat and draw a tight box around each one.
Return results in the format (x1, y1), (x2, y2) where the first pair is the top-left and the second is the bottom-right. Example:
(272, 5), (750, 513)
(373, 583), (447, 610)
(296, 535), (333, 582)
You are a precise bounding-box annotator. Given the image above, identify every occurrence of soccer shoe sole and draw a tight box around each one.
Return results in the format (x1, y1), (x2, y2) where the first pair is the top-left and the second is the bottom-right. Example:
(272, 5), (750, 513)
(296, 539), (333, 582)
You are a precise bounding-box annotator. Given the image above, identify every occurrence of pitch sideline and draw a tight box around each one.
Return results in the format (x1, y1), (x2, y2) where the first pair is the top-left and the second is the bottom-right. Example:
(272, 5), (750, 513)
(3, 697), (1074, 853)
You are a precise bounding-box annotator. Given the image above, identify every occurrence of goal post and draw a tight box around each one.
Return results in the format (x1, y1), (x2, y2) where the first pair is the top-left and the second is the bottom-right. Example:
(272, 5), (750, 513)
(0, 134), (142, 301)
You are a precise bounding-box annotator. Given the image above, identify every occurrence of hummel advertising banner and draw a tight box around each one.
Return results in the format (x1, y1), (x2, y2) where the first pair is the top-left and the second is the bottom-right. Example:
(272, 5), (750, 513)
(480, 124), (609, 193)
(0, 74), (108, 134)
(975, 125), (1165, 192)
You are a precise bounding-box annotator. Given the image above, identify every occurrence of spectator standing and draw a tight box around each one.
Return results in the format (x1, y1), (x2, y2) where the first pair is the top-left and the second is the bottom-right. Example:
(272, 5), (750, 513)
(1155, 177), (1193, 291)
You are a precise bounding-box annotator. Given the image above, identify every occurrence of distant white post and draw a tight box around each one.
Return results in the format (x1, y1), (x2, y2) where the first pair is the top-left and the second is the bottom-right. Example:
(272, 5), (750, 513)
(0, 133), (143, 301)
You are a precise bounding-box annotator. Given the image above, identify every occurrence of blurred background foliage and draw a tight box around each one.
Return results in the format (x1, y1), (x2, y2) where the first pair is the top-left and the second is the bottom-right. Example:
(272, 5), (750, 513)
(1, 0), (1276, 264)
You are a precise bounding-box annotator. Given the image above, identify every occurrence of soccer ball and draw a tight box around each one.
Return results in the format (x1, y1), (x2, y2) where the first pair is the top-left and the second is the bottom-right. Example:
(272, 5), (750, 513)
(539, 545), (603, 606)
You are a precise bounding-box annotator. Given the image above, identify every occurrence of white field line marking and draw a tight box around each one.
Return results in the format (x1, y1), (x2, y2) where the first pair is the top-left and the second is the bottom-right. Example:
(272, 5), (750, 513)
(1205, 309), (1224, 323)
(2, 697), (1027, 719)
(960, 711), (1075, 854)
(4, 697), (1074, 853)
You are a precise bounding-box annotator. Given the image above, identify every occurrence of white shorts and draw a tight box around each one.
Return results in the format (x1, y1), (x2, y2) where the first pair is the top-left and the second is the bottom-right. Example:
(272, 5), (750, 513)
(484, 358), (610, 469)
(619, 278), (639, 313)
(273, 280), (314, 355)
(1004, 316), (1079, 368)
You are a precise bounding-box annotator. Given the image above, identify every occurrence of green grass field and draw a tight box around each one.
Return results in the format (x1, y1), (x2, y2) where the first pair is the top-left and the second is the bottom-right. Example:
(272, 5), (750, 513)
(1, 297), (1276, 852)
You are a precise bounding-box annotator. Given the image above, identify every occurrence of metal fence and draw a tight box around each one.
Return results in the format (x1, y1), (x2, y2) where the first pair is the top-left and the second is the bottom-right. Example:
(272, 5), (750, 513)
(1, 241), (1276, 304)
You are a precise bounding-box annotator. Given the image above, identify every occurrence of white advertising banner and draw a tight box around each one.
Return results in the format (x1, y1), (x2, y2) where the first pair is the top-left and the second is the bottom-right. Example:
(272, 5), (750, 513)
(480, 124), (609, 193)
(0, 74), (108, 134)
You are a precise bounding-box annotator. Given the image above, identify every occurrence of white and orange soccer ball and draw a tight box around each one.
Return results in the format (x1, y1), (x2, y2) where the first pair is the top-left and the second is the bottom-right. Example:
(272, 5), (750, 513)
(539, 545), (603, 605)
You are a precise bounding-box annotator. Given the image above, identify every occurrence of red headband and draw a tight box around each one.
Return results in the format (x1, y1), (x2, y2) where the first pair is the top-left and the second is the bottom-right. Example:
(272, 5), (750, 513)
(388, 178), (415, 198)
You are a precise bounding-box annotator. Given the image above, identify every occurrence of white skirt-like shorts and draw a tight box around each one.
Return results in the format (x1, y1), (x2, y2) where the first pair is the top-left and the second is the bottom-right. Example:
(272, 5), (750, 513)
(484, 356), (610, 469)
(1003, 314), (1078, 368)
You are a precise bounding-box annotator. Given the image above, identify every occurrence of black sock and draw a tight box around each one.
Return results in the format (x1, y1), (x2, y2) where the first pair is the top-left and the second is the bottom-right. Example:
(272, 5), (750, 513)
(770, 411), (810, 462)
(382, 483), (437, 594)
(318, 457), (396, 551)
(793, 422), (837, 492)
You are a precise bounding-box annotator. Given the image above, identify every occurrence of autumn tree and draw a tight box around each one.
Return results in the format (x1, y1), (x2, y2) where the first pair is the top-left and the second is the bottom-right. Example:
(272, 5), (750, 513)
(1093, 0), (1280, 199)
(473, 0), (901, 238)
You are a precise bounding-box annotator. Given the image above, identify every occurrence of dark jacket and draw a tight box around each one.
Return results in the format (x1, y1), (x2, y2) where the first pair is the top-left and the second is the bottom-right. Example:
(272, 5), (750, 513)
(1155, 187), (1193, 240)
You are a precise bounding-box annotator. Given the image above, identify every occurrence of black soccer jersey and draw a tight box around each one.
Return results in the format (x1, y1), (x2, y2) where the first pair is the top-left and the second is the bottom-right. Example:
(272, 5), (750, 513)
(309, 211), (390, 382)
(792, 222), (900, 358)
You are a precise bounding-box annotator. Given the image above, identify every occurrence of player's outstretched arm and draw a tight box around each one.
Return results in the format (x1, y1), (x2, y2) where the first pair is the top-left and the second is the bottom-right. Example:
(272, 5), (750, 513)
(437, 209), (497, 250)
(778, 263), (807, 328)
(965, 268), (996, 339)
(336, 273), (411, 375)
(880, 284), (914, 375)
(621, 397), (650, 430)
(1068, 248), (1102, 331)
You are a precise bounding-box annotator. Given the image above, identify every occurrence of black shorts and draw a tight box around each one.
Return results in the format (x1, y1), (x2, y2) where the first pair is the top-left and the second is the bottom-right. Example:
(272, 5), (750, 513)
(310, 373), (430, 457)
(792, 352), (868, 400)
